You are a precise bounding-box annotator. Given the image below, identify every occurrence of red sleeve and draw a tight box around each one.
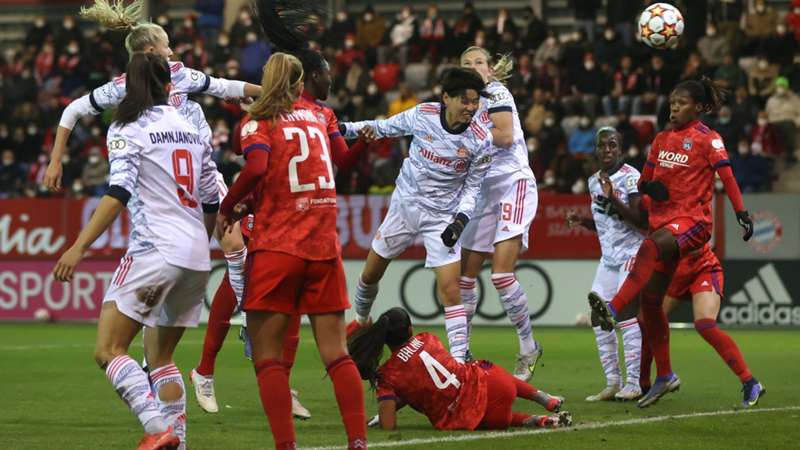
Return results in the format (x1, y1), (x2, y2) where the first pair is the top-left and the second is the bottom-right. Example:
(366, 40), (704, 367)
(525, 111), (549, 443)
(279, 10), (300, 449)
(331, 135), (369, 170)
(705, 133), (731, 169)
(717, 165), (745, 213)
(220, 121), (271, 215)
(641, 134), (661, 183)
(376, 376), (398, 402)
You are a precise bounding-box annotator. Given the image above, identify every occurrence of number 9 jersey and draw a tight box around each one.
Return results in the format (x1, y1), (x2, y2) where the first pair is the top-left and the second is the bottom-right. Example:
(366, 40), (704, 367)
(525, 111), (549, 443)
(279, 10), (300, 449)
(235, 97), (340, 260)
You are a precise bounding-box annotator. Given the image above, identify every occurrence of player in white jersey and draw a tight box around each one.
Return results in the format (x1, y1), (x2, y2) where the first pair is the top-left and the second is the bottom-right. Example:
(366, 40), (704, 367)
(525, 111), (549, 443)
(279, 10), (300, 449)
(53, 53), (218, 450)
(566, 127), (646, 402)
(342, 68), (493, 362)
(459, 47), (542, 380)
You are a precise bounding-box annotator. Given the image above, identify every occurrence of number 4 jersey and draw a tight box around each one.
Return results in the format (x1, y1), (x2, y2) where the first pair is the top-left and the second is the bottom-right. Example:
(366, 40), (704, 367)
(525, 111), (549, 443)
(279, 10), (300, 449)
(376, 332), (488, 430)
(222, 97), (340, 261)
(106, 105), (219, 271)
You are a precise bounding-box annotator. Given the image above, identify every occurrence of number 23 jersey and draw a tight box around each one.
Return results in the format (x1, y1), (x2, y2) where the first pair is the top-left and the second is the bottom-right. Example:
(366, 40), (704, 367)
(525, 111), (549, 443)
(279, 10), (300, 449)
(376, 332), (488, 430)
(239, 97), (340, 260)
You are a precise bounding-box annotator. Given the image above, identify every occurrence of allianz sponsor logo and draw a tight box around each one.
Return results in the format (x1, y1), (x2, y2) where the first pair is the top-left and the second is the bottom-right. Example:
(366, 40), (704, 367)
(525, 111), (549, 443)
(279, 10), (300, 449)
(657, 150), (689, 168)
(720, 263), (800, 325)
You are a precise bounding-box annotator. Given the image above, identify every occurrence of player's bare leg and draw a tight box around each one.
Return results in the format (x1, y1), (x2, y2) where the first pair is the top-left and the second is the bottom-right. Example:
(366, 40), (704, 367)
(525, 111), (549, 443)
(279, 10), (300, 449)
(145, 326), (188, 449)
(691, 292), (764, 408)
(460, 248), (487, 361)
(94, 303), (177, 448)
(492, 236), (541, 380)
(352, 249), (391, 326)
(434, 261), (469, 362)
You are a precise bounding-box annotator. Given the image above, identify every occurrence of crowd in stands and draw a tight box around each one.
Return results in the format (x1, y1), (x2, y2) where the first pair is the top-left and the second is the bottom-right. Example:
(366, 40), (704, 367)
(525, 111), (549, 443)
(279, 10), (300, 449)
(2, 0), (800, 199)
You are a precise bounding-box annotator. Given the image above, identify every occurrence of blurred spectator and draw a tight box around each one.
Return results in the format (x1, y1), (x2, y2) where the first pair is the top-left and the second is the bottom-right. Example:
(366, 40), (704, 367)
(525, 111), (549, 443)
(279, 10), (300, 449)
(714, 54), (748, 91)
(534, 34), (561, 69)
(524, 88), (550, 135)
(743, 0), (777, 53)
(25, 16), (52, 48)
(328, 10), (356, 45)
(239, 31), (270, 84)
(358, 82), (388, 120)
(419, 6), (448, 64)
(605, 0), (639, 46)
(388, 83), (418, 117)
(680, 51), (708, 81)
(81, 147), (109, 197)
(765, 77), (800, 162)
(568, 116), (596, 156)
(602, 54), (641, 116)
(731, 85), (760, 125)
(751, 110), (783, 158)
(562, 53), (605, 117)
(748, 55), (779, 105)
(230, 7), (258, 48)
(713, 105), (745, 151)
(59, 40), (86, 95)
(210, 32), (234, 66)
(388, 7), (417, 67)
(355, 6), (385, 66)
(535, 112), (567, 175)
(731, 138), (772, 192)
(56, 15), (83, 45)
(343, 58), (370, 95)
(451, 2), (483, 56)
(787, 0), (800, 41)
(195, 0), (224, 44)
(697, 23), (728, 69)
(570, 0), (601, 42)
(175, 15), (199, 45)
(595, 26), (624, 70)
(0, 149), (26, 198)
(765, 23), (797, 68)
(535, 59), (565, 98)
(519, 7), (547, 51)
(490, 9), (517, 54)
(372, 59), (401, 92)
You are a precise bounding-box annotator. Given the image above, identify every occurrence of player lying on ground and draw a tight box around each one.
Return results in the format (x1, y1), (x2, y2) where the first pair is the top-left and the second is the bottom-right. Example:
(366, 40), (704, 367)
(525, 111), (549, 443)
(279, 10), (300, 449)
(588, 77), (754, 408)
(565, 127), (645, 402)
(458, 47), (542, 380)
(636, 242), (765, 408)
(53, 53), (219, 450)
(342, 68), (494, 363)
(348, 307), (571, 431)
(218, 53), (366, 450)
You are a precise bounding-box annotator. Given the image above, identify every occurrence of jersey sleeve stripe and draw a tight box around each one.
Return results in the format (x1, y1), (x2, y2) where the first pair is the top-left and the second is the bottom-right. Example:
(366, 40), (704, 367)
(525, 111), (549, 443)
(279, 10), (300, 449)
(645, 161), (655, 167)
(487, 106), (513, 114)
(712, 159), (730, 169)
(242, 143), (272, 156)
(377, 395), (398, 402)
(89, 90), (103, 112)
(200, 73), (211, 92)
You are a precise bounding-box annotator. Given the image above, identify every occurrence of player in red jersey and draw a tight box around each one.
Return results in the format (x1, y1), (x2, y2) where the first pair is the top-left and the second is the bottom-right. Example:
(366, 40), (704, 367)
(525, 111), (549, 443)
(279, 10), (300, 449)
(348, 308), (571, 431)
(217, 53), (366, 450)
(636, 245), (765, 408)
(588, 77), (755, 408)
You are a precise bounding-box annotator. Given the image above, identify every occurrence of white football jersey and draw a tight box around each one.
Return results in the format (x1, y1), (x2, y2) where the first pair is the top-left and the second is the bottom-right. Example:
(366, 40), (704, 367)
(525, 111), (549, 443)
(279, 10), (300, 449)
(588, 164), (645, 267)
(107, 105), (219, 271)
(343, 102), (493, 218)
(475, 81), (535, 181)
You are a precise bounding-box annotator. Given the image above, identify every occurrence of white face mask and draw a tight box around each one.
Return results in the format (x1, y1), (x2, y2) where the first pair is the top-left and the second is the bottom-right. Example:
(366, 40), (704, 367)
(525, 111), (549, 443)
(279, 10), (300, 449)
(758, 60), (768, 70)
(776, 86), (788, 96)
(584, 61), (595, 71)
(571, 179), (586, 194)
(604, 30), (614, 40)
(89, 155), (100, 164)
(367, 84), (378, 95)
(527, 140), (537, 153)
(364, 13), (374, 22)
(2, 157), (12, 166)
(738, 144), (749, 156)
(544, 175), (556, 186)
(579, 117), (591, 128)
(544, 117), (555, 127)
(758, 118), (768, 127)
(628, 147), (639, 158)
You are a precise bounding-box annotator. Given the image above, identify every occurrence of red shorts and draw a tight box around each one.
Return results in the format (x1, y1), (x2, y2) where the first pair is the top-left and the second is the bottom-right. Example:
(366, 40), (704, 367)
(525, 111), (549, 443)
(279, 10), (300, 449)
(653, 217), (711, 256)
(666, 247), (724, 299)
(477, 363), (516, 430)
(242, 250), (350, 315)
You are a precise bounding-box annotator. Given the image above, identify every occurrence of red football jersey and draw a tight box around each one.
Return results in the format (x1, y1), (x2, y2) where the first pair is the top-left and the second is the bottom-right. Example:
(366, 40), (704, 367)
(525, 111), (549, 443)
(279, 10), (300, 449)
(375, 333), (488, 430)
(645, 120), (730, 230)
(238, 99), (340, 260)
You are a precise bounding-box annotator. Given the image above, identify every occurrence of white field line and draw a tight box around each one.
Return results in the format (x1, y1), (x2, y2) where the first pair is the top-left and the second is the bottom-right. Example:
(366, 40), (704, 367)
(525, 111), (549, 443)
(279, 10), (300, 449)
(0, 339), (204, 351)
(304, 406), (800, 450)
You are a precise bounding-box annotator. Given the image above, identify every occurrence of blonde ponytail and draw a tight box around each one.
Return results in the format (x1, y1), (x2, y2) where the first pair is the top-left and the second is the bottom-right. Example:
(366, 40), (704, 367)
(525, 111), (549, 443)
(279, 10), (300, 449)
(460, 46), (514, 85)
(249, 53), (304, 121)
(80, 0), (167, 57)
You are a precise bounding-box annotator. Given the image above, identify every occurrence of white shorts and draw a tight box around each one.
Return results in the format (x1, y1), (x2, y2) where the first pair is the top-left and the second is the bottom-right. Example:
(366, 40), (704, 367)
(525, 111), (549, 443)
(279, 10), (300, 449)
(460, 176), (538, 253)
(104, 248), (208, 328)
(372, 191), (460, 268)
(590, 257), (635, 301)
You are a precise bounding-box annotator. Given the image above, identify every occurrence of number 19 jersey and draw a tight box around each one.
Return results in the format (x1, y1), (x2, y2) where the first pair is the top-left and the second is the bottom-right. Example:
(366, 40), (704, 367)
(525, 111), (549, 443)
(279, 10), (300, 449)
(239, 98), (340, 260)
(376, 333), (488, 430)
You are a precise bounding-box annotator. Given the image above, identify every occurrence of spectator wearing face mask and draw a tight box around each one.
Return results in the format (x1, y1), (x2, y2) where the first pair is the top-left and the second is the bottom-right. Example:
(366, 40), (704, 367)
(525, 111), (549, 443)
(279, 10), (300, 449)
(786, 0), (800, 41)
(419, 6), (448, 64)
(697, 24), (729, 69)
(230, 7), (258, 47)
(714, 105), (744, 151)
(562, 53), (606, 117)
(714, 54), (748, 92)
(602, 55), (641, 116)
(743, 0), (777, 53)
(568, 116), (597, 156)
(750, 111), (783, 158)
(731, 138), (773, 192)
(570, 0), (601, 42)
(239, 31), (271, 83)
(388, 7), (418, 67)
(534, 33), (561, 69)
(594, 27), (623, 70)
(765, 77), (800, 162)
(765, 23), (798, 68)
(748, 56), (779, 105)
(356, 6), (385, 66)
(359, 82), (388, 121)
(81, 146), (108, 197)
(0, 149), (26, 198)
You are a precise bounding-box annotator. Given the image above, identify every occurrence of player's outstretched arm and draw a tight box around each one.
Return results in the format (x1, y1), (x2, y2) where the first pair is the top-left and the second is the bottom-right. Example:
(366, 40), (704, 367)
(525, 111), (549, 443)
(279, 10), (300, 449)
(341, 105), (418, 140)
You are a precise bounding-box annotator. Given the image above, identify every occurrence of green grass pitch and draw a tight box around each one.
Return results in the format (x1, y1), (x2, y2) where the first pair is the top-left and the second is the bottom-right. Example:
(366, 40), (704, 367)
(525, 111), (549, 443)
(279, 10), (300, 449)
(1, 324), (798, 449)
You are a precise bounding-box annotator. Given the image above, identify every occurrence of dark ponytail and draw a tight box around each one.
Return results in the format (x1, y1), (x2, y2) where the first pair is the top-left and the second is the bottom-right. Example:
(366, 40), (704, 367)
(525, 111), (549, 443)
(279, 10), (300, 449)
(347, 307), (412, 388)
(674, 75), (726, 113)
(114, 52), (171, 125)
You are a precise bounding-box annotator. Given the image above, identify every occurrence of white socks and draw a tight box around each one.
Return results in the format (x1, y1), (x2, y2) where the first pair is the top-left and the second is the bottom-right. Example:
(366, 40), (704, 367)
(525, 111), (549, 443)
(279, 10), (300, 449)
(619, 318), (642, 388)
(492, 273), (537, 355)
(105, 355), (167, 434)
(444, 305), (468, 362)
(459, 276), (478, 334)
(150, 363), (186, 445)
(354, 277), (379, 323)
(593, 326), (621, 387)
(225, 247), (248, 327)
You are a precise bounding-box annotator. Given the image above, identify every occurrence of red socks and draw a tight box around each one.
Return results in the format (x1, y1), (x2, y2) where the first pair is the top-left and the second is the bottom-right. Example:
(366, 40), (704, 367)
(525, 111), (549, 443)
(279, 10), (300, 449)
(255, 359), (296, 449)
(326, 356), (367, 449)
(513, 376), (539, 400)
(639, 317), (653, 390)
(611, 239), (660, 313)
(197, 274), (238, 376)
(694, 319), (753, 383)
(640, 290), (672, 377)
(511, 412), (531, 426)
(282, 316), (301, 375)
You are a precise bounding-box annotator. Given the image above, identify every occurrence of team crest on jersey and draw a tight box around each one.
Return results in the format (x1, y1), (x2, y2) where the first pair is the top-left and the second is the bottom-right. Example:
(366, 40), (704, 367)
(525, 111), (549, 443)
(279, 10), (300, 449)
(479, 111), (490, 124)
(169, 93), (182, 107)
(424, 134), (434, 142)
(625, 176), (637, 189)
(296, 198), (310, 211)
(108, 138), (127, 152)
(682, 138), (693, 151)
(711, 138), (725, 151)
(453, 159), (467, 172)
(241, 120), (259, 138)
(316, 112), (326, 123)
(456, 148), (470, 158)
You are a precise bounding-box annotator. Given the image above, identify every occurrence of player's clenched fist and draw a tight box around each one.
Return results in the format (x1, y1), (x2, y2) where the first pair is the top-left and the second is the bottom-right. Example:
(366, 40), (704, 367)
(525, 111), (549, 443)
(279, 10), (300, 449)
(441, 213), (469, 247)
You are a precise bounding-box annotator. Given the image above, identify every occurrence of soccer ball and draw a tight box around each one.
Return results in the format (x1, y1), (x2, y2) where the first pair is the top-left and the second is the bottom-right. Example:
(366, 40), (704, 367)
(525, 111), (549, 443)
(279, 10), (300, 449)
(638, 3), (684, 49)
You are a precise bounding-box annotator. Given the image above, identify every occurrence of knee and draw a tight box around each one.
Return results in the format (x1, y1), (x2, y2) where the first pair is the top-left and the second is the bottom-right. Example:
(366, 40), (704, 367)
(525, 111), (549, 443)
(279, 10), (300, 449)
(438, 280), (461, 306)
(93, 345), (125, 369)
(360, 269), (380, 285)
(693, 318), (716, 333)
(320, 347), (348, 368)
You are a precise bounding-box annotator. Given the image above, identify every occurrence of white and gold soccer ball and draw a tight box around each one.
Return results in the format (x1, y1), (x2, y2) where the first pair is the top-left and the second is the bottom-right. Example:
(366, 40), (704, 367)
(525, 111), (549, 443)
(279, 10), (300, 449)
(638, 3), (684, 49)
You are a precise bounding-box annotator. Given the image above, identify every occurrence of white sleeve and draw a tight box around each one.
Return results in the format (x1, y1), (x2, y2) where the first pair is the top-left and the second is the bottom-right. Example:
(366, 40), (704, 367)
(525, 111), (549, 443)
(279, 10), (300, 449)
(486, 84), (515, 114)
(58, 94), (98, 130)
(342, 106), (418, 139)
(625, 170), (641, 196)
(205, 76), (246, 99)
(107, 127), (143, 196)
(456, 137), (492, 218)
(176, 65), (246, 98)
(198, 142), (220, 208)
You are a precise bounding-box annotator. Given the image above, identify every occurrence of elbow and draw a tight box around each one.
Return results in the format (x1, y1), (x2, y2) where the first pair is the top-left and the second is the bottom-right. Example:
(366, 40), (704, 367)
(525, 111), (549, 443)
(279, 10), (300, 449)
(493, 134), (514, 148)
